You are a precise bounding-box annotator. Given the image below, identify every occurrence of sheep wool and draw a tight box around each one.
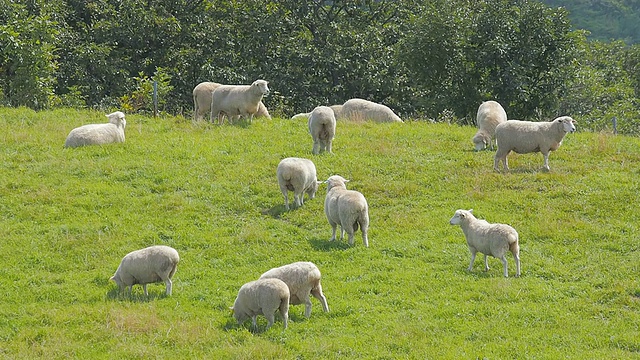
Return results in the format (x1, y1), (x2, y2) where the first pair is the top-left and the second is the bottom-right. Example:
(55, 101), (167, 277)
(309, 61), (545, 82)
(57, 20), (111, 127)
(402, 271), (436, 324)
(110, 245), (180, 296)
(494, 116), (576, 172)
(64, 111), (126, 148)
(324, 175), (369, 247)
(473, 100), (507, 151)
(339, 98), (402, 123)
(276, 157), (320, 210)
(308, 106), (336, 154)
(449, 209), (520, 277)
(260, 261), (329, 318)
(193, 81), (270, 122)
(210, 79), (270, 124)
(231, 278), (290, 331)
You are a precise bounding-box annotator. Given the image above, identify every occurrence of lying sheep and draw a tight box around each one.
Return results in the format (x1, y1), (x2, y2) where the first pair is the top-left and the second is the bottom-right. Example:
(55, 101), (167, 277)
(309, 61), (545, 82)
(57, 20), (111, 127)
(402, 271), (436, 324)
(260, 261), (329, 318)
(339, 98), (402, 123)
(473, 100), (507, 151)
(64, 111), (126, 148)
(193, 81), (271, 122)
(308, 106), (336, 154)
(210, 79), (270, 125)
(449, 209), (520, 277)
(494, 116), (576, 172)
(324, 175), (369, 247)
(231, 278), (290, 331)
(110, 245), (180, 296)
(276, 157), (320, 210)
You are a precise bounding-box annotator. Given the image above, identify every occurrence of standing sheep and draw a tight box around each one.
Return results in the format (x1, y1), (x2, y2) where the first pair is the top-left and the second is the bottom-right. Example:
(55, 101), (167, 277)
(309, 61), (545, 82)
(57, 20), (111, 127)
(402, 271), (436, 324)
(260, 261), (329, 318)
(449, 209), (520, 277)
(473, 100), (507, 151)
(308, 106), (336, 154)
(231, 278), (290, 331)
(110, 245), (180, 296)
(209, 79), (270, 125)
(276, 157), (320, 210)
(64, 111), (127, 148)
(494, 116), (576, 172)
(193, 81), (271, 122)
(339, 98), (402, 123)
(324, 175), (369, 247)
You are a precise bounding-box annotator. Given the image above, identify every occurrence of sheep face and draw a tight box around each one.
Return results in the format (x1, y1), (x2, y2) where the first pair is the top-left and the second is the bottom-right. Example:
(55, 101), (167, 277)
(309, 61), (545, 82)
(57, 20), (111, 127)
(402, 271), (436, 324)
(307, 181), (321, 199)
(107, 111), (127, 128)
(556, 116), (576, 133)
(449, 209), (473, 225)
(325, 175), (349, 191)
(472, 133), (489, 151)
(252, 80), (270, 96)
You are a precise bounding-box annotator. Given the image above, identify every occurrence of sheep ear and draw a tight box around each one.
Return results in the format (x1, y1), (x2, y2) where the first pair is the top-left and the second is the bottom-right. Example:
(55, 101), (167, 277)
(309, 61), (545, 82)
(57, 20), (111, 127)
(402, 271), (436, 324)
(344, 179), (350, 183)
(468, 209), (473, 213)
(109, 276), (115, 282)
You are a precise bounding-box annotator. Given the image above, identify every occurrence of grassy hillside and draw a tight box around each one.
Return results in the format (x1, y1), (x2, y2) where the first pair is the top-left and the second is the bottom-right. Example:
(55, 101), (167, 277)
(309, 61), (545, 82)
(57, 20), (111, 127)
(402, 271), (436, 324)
(1, 107), (639, 359)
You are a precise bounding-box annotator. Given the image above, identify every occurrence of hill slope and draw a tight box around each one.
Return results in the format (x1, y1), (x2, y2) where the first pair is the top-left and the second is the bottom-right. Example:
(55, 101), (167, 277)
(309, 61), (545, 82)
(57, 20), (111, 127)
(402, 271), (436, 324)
(0, 107), (639, 358)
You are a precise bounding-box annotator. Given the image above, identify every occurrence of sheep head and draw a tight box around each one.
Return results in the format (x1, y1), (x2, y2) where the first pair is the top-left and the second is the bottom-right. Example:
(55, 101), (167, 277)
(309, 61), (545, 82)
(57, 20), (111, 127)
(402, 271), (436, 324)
(449, 209), (473, 225)
(554, 116), (576, 133)
(252, 79), (270, 96)
(324, 175), (349, 192)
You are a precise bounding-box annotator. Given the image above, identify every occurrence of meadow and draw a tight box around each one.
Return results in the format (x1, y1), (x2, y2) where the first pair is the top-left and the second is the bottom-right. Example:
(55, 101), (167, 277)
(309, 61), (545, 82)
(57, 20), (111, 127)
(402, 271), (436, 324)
(0, 107), (639, 359)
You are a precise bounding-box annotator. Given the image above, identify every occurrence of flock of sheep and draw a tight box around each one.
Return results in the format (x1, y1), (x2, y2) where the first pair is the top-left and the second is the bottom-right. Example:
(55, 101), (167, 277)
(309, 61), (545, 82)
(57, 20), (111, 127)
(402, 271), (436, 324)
(61, 79), (577, 331)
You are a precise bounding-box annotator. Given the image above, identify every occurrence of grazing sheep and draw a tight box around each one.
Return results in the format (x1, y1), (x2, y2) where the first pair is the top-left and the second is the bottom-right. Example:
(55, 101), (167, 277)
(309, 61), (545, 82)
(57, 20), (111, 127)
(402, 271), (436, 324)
(494, 116), (576, 172)
(308, 106), (336, 154)
(473, 100), (507, 151)
(276, 157), (320, 210)
(231, 278), (290, 331)
(193, 81), (271, 122)
(110, 245), (180, 296)
(64, 111), (126, 148)
(449, 209), (520, 277)
(324, 175), (369, 247)
(260, 261), (329, 318)
(210, 79), (270, 125)
(339, 98), (402, 123)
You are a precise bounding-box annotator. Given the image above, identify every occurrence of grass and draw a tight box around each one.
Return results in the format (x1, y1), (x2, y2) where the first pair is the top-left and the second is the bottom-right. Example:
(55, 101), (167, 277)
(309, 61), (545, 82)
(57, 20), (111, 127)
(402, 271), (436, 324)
(0, 106), (639, 359)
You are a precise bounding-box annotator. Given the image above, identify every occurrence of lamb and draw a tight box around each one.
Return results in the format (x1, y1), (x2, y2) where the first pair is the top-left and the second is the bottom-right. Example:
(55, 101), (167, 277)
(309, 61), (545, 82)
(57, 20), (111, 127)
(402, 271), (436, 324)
(339, 98), (402, 123)
(260, 261), (329, 318)
(276, 157), (320, 210)
(64, 111), (126, 148)
(449, 209), (520, 277)
(324, 175), (369, 247)
(493, 116), (576, 172)
(231, 278), (290, 331)
(209, 79), (270, 125)
(473, 100), (507, 151)
(308, 106), (336, 154)
(110, 245), (180, 296)
(193, 81), (271, 122)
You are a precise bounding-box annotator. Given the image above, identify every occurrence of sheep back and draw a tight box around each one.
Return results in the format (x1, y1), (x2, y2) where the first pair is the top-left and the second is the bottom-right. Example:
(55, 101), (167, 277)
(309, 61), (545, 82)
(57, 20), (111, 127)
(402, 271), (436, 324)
(340, 98), (402, 123)
(232, 278), (290, 330)
(308, 106), (336, 154)
(277, 157), (319, 209)
(473, 100), (507, 151)
(110, 245), (179, 295)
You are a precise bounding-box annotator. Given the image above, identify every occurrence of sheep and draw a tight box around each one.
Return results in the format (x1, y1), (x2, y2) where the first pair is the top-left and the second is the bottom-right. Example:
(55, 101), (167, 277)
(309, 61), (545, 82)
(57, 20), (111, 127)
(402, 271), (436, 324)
(493, 116), (576, 172)
(260, 261), (329, 318)
(64, 111), (126, 148)
(110, 245), (180, 296)
(324, 175), (369, 247)
(473, 100), (507, 151)
(449, 209), (520, 277)
(308, 106), (336, 154)
(209, 79), (270, 125)
(193, 81), (271, 122)
(231, 278), (290, 331)
(276, 157), (320, 210)
(339, 98), (402, 123)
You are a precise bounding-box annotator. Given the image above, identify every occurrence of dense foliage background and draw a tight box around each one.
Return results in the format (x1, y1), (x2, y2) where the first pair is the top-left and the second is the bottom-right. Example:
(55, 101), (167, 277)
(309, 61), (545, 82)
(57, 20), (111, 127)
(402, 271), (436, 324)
(1, 0), (639, 132)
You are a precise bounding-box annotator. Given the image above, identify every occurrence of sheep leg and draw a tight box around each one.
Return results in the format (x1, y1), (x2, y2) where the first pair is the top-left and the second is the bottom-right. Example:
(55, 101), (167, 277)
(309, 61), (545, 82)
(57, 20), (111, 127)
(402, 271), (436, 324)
(312, 141), (320, 155)
(542, 152), (551, 171)
(311, 285), (329, 313)
(329, 223), (338, 242)
(264, 311), (275, 330)
(483, 254), (490, 272)
(326, 140), (333, 154)
(280, 303), (289, 329)
(513, 252), (521, 277)
(280, 187), (290, 210)
(164, 278), (173, 296)
(499, 256), (509, 277)
(294, 191), (303, 207)
(303, 295), (313, 318)
(468, 251), (477, 272)
(251, 315), (258, 330)
(143, 284), (149, 296)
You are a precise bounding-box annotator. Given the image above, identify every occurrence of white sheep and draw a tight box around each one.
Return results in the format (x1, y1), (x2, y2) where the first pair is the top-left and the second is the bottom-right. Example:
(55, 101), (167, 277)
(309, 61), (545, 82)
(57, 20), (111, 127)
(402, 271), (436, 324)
(494, 116), (576, 172)
(473, 100), (507, 151)
(308, 106), (336, 154)
(339, 98), (402, 123)
(209, 79), (270, 125)
(110, 245), (180, 296)
(231, 278), (290, 331)
(324, 175), (369, 247)
(276, 157), (320, 210)
(260, 261), (329, 318)
(64, 111), (126, 148)
(449, 209), (520, 277)
(193, 81), (271, 122)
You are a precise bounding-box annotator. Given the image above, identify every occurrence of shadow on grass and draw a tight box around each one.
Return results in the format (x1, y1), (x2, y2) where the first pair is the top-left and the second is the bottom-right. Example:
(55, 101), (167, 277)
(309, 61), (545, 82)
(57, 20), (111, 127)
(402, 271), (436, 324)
(105, 287), (169, 302)
(261, 204), (288, 218)
(309, 237), (351, 251)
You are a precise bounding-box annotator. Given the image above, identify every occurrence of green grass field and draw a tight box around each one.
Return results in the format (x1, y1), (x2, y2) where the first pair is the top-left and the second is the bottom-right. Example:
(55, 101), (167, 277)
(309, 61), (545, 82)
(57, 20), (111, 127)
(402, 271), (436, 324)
(1, 107), (639, 359)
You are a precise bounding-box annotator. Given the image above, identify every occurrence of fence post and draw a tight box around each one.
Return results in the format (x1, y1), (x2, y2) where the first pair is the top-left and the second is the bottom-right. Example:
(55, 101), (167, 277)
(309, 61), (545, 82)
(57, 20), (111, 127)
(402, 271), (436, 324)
(153, 80), (158, 118)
